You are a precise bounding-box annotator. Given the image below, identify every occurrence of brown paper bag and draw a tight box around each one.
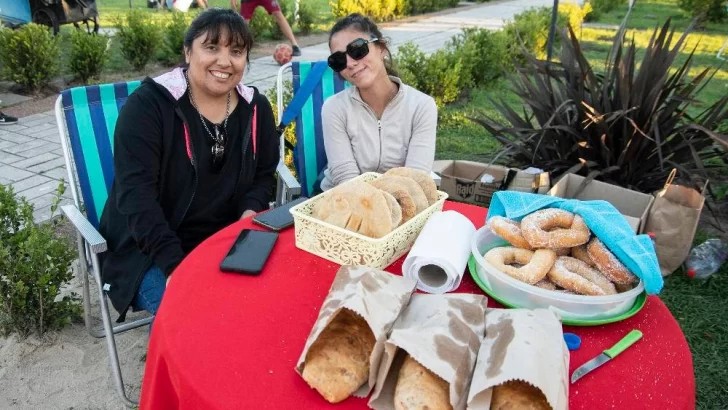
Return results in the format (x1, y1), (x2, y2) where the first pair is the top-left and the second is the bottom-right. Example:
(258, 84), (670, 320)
(467, 309), (569, 410)
(644, 169), (706, 276)
(296, 266), (417, 400)
(369, 293), (488, 410)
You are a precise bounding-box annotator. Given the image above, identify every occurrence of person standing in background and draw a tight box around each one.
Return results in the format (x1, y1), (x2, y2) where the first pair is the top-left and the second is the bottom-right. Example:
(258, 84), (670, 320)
(0, 102), (18, 125)
(230, 0), (301, 56)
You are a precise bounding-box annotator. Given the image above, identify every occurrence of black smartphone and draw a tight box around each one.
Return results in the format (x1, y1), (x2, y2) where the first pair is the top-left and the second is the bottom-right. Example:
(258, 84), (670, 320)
(220, 229), (279, 275)
(252, 196), (309, 231)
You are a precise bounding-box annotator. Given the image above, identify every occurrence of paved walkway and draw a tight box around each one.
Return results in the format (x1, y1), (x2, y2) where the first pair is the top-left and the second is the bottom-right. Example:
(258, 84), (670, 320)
(0, 0), (569, 222)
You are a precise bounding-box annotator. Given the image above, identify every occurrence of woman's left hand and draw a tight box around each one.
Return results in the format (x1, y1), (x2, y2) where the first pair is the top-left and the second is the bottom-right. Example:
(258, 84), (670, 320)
(240, 209), (257, 220)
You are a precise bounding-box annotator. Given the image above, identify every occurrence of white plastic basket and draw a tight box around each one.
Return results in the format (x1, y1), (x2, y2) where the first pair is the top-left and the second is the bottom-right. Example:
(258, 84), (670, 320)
(289, 172), (448, 269)
(470, 226), (645, 321)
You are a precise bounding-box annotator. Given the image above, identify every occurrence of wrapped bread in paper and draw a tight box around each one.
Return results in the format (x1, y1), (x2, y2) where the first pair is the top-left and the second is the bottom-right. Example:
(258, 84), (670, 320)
(369, 294), (488, 410)
(467, 309), (569, 410)
(296, 266), (417, 403)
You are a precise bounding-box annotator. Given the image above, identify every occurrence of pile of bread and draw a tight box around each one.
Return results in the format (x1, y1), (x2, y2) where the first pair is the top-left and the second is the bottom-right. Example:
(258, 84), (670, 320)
(302, 309), (551, 410)
(312, 167), (439, 238)
(302, 310), (460, 409)
(485, 208), (639, 296)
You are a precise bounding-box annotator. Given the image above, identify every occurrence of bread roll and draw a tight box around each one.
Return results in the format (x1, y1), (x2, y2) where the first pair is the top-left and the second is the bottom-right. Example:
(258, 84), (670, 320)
(313, 181), (393, 238)
(302, 308), (376, 403)
(490, 381), (550, 410)
(385, 167), (439, 205)
(368, 181), (417, 223)
(381, 191), (403, 228)
(394, 354), (452, 410)
(370, 175), (429, 214)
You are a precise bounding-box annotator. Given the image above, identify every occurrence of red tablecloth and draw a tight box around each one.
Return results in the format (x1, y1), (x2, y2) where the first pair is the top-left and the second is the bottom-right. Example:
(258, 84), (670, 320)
(140, 201), (695, 410)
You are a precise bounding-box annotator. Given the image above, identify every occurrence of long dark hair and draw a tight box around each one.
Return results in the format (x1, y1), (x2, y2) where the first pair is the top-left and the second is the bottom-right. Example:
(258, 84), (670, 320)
(184, 8), (254, 63)
(328, 13), (397, 77)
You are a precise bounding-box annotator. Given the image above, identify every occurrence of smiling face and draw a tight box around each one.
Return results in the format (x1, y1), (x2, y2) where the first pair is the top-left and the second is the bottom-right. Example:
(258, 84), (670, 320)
(328, 28), (388, 90)
(184, 30), (247, 99)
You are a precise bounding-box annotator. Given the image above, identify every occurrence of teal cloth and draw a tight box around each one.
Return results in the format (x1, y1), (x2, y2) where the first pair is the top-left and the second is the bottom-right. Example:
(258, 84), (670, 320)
(486, 191), (663, 294)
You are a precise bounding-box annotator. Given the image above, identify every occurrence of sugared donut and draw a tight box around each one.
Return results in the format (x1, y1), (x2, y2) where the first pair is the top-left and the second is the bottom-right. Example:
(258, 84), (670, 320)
(487, 216), (533, 250)
(554, 248), (571, 256)
(521, 209), (590, 249)
(571, 245), (595, 267)
(484, 247), (557, 284)
(547, 256), (617, 296)
(533, 279), (557, 290)
(587, 238), (638, 285)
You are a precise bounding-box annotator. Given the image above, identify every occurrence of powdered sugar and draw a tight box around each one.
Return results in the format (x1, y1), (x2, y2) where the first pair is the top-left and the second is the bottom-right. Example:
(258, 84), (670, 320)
(588, 238), (638, 285)
(487, 216), (532, 250)
(521, 209), (590, 249)
(548, 256), (609, 296)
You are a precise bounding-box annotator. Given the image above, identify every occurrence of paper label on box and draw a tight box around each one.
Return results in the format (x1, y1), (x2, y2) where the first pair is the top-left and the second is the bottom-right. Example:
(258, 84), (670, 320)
(467, 309), (569, 410)
(295, 266), (417, 397)
(369, 294), (488, 410)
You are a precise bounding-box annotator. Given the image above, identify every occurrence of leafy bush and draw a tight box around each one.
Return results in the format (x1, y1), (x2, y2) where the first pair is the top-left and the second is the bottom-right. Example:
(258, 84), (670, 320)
(0, 24), (60, 92)
(249, 7), (275, 38)
(161, 11), (189, 66)
(447, 28), (510, 89)
(0, 183), (80, 337)
(115, 10), (162, 71)
(265, 81), (297, 176)
(559, 2), (593, 29)
(408, 0), (436, 14)
(69, 31), (109, 83)
(330, 0), (403, 21)
(587, 0), (625, 21)
(678, 0), (727, 22)
(470, 22), (728, 194)
(502, 7), (566, 62)
(297, 0), (317, 35)
(395, 42), (462, 108)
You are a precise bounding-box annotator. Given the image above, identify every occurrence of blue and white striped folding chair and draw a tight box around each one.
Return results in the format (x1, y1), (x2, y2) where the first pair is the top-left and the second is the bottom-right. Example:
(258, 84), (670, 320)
(275, 60), (349, 204)
(55, 81), (153, 407)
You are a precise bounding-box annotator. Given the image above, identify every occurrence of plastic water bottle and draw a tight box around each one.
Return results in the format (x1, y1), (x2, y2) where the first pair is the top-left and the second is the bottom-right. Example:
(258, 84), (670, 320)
(684, 239), (728, 279)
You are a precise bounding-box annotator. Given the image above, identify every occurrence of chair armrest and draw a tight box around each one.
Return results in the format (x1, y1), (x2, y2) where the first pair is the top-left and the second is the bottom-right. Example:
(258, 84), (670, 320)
(430, 170), (442, 188)
(277, 162), (301, 193)
(61, 205), (107, 254)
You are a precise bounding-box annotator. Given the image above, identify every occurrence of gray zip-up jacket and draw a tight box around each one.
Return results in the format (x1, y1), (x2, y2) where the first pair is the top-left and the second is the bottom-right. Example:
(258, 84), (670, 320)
(320, 76), (437, 191)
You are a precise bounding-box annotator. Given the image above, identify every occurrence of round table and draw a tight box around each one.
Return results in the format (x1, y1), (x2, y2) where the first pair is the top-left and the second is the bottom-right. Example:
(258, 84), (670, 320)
(139, 201), (695, 410)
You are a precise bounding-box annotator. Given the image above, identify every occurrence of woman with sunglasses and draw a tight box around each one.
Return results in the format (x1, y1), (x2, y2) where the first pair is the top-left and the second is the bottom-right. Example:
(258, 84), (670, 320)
(98, 8), (280, 321)
(319, 13), (438, 191)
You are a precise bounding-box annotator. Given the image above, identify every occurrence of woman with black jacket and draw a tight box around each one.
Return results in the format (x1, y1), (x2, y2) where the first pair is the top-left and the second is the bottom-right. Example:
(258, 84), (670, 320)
(99, 8), (280, 321)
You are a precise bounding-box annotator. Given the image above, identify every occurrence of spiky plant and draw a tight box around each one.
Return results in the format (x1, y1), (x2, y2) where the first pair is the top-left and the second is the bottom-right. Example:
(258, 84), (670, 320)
(470, 20), (728, 193)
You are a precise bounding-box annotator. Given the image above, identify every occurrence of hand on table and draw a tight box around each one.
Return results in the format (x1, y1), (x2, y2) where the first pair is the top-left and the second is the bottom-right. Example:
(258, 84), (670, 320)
(240, 209), (257, 220)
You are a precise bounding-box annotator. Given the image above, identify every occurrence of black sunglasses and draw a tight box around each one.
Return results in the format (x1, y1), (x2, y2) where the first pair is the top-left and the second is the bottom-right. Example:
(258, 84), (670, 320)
(327, 37), (380, 73)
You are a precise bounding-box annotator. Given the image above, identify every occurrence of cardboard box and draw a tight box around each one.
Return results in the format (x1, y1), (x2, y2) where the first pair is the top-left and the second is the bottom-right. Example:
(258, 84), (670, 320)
(432, 160), (508, 207)
(548, 174), (654, 233)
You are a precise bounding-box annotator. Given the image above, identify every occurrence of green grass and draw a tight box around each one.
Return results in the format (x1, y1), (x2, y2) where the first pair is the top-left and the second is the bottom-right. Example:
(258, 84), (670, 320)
(594, 0), (727, 33)
(660, 232), (728, 409)
(435, 82), (521, 162)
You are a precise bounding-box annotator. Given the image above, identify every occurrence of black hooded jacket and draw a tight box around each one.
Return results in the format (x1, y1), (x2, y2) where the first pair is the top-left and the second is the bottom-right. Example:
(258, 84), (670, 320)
(98, 69), (279, 321)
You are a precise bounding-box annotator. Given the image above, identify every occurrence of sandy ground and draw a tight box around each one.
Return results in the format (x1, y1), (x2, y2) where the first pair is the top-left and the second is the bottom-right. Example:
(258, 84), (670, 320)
(0, 260), (151, 409)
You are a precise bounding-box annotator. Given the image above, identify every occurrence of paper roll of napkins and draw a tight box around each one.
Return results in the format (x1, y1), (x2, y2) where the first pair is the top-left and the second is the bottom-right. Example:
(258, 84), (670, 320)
(403, 210), (476, 293)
